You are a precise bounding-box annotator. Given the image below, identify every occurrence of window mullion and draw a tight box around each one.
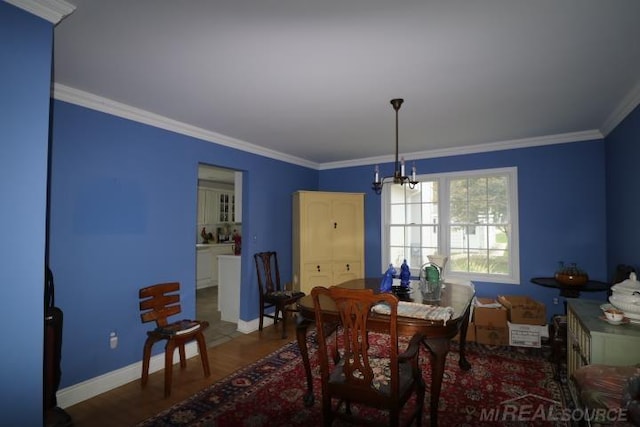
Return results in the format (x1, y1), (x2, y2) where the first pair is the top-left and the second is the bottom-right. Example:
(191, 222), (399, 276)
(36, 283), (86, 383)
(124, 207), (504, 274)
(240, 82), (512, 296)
(439, 176), (450, 261)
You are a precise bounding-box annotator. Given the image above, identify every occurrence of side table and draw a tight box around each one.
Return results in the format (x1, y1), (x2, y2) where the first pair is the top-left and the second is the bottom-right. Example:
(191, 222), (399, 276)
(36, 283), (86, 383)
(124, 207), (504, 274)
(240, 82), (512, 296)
(530, 277), (609, 298)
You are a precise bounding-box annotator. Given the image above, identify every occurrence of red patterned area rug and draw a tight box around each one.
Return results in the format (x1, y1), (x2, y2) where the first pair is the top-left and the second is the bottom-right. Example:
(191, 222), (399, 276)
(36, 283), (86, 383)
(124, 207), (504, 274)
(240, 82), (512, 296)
(137, 332), (570, 427)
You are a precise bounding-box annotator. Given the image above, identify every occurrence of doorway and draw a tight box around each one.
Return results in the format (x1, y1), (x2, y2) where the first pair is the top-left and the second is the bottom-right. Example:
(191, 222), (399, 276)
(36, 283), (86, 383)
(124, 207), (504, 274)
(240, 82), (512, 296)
(196, 164), (243, 346)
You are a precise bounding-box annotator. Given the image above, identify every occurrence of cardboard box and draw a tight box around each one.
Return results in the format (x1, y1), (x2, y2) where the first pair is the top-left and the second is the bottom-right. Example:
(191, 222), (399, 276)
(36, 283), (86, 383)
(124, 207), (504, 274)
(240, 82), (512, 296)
(475, 325), (508, 346)
(473, 297), (508, 327)
(497, 295), (546, 325)
(508, 322), (549, 348)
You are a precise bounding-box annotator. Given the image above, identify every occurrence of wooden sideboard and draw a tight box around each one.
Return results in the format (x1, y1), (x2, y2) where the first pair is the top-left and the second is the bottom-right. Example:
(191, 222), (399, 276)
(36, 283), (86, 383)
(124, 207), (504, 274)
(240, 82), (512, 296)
(567, 299), (640, 377)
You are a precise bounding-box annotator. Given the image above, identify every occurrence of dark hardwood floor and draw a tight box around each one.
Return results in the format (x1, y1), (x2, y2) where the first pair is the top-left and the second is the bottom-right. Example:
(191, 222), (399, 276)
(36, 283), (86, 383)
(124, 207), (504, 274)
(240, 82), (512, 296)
(63, 298), (295, 427)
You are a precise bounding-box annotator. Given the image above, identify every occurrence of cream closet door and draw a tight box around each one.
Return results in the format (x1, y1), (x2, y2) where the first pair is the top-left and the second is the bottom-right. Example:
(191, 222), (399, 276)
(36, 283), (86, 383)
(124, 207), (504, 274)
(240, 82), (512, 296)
(331, 195), (364, 284)
(293, 191), (364, 294)
(300, 193), (333, 290)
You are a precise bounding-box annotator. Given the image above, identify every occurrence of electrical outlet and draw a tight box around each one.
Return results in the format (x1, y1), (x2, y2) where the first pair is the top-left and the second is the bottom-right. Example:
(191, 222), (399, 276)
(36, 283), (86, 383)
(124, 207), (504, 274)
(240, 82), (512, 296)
(553, 297), (559, 305)
(109, 331), (118, 349)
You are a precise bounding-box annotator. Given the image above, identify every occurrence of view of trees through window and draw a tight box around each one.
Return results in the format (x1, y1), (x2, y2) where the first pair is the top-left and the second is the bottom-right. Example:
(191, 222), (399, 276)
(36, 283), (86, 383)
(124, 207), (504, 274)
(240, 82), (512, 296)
(384, 168), (518, 282)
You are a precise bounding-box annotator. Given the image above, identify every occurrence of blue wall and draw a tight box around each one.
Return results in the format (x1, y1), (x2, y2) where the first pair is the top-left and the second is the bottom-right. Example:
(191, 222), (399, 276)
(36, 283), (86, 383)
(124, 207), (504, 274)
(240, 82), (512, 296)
(49, 101), (614, 390)
(320, 140), (609, 312)
(605, 104), (640, 274)
(0, 2), (52, 425)
(49, 101), (317, 386)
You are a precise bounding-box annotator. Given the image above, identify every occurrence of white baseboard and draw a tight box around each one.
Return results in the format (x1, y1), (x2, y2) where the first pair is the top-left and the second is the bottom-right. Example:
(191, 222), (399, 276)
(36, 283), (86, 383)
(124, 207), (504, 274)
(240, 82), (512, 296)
(57, 319), (265, 409)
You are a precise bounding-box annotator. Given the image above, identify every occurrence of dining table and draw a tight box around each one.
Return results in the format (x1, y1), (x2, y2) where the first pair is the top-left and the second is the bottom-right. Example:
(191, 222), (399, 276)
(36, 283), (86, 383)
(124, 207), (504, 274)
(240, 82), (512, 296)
(295, 277), (476, 427)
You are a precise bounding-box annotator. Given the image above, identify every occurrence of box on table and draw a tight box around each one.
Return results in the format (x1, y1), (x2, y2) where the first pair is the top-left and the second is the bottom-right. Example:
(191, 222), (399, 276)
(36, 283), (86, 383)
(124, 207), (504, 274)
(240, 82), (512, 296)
(475, 325), (508, 346)
(497, 295), (546, 325)
(508, 322), (549, 348)
(473, 297), (508, 327)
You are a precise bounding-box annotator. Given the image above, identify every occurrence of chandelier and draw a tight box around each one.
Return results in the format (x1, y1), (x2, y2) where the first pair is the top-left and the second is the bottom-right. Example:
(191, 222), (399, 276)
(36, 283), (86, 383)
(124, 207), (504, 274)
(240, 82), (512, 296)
(372, 98), (418, 195)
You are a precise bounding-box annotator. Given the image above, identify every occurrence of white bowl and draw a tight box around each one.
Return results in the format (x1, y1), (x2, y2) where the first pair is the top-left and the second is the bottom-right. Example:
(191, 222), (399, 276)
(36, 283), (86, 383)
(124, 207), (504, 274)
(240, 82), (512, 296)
(609, 295), (640, 320)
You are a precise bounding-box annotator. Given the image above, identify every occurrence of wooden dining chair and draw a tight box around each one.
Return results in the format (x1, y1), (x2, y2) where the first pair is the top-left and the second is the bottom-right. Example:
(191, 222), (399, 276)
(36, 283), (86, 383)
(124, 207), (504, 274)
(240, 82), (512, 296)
(138, 282), (211, 397)
(311, 286), (425, 427)
(254, 251), (305, 338)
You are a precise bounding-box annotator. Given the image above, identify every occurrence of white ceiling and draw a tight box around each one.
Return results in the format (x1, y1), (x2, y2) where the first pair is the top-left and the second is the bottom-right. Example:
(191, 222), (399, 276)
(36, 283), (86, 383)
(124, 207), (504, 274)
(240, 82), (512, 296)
(51, 0), (640, 167)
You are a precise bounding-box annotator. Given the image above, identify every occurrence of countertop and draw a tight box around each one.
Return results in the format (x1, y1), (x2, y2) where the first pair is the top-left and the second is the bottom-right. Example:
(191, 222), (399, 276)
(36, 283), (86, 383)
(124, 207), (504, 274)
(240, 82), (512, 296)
(196, 243), (234, 248)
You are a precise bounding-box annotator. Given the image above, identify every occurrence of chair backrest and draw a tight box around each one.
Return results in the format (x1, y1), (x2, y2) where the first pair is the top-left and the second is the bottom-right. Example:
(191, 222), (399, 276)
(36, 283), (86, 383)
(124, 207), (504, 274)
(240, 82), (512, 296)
(311, 286), (401, 396)
(139, 282), (182, 328)
(254, 251), (282, 295)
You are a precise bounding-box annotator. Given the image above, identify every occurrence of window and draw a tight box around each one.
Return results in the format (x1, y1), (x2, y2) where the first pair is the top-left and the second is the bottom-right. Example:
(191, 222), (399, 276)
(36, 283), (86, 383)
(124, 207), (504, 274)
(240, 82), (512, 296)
(381, 167), (519, 284)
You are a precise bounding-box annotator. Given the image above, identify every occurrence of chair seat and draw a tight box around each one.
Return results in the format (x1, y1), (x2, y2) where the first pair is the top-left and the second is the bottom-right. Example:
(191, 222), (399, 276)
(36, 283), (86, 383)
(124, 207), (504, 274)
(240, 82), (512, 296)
(148, 319), (207, 338)
(264, 290), (305, 302)
(330, 356), (416, 396)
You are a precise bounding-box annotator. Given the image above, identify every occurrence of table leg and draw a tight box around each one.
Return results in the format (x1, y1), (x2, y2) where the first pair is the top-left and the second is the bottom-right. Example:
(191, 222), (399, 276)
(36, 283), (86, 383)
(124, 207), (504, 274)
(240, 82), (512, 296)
(457, 306), (472, 371)
(296, 317), (314, 407)
(422, 337), (451, 427)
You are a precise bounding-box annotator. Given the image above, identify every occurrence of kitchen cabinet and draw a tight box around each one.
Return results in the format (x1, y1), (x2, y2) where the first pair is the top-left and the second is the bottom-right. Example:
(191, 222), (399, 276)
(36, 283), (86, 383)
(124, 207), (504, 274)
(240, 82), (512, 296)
(216, 191), (235, 223)
(293, 191), (365, 294)
(218, 255), (241, 323)
(567, 299), (640, 377)
(198, 187), (237, 224)
(197, 187), (218, 225)
(196, 244), (234, 289)
(196, 246), (213, 288)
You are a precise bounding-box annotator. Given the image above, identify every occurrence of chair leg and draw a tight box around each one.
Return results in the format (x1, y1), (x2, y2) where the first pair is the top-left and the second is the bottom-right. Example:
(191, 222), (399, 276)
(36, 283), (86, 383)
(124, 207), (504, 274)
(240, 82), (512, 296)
(259, 306), (265, 331)
(195, 332), (211, 377)
(281, 309), (287, 339)
(140, 337), (154, 387)
(164, 340), (177, 398)
(178, 343), (187, 369)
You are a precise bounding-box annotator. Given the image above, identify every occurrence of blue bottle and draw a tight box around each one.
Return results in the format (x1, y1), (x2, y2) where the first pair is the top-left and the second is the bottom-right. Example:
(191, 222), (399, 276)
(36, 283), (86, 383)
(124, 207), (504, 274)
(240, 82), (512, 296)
(400, 259), (411, 288)
(380, 264), (396, 292)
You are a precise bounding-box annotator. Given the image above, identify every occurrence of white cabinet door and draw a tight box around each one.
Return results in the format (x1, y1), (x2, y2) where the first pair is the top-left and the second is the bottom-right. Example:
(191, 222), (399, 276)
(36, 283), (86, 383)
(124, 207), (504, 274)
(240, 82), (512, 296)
(215, 191), (235, 223)
(210, 244), (234, 285)
(196, 247), (213, 288)
(197, 187), (219, 225)
(218, 255), (241, 323)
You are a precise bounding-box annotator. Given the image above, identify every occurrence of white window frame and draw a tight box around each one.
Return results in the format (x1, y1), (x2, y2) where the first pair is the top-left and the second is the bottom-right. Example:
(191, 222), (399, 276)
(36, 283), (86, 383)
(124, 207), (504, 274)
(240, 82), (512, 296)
(380, 166), (520, 284)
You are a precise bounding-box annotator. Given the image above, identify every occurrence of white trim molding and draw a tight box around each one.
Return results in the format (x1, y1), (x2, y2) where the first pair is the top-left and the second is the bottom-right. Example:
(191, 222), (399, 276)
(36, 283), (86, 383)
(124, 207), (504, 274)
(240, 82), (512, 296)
(56, 319), (265, 408)
(320, 129), (604, 170)
(601, 80), (640, 136)
(52, 84), (318, 170)
(5, 0), (76, 24)
(57, 341), (199, 408)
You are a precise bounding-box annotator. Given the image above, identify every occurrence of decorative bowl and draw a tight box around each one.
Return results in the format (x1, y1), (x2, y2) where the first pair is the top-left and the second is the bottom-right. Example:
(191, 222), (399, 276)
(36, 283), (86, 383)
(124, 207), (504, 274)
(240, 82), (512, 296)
(554, 273), (588, 286)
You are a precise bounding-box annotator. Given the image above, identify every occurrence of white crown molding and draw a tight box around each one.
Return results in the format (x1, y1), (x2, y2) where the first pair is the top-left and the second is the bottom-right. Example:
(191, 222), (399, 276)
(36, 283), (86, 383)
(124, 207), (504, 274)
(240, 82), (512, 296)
(5, 0), (76, 24)
(319, 129), (604, 170)
(52, 83), (319, 170)
(600, 80), (640, 136)
(52, 84), (607, 173)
